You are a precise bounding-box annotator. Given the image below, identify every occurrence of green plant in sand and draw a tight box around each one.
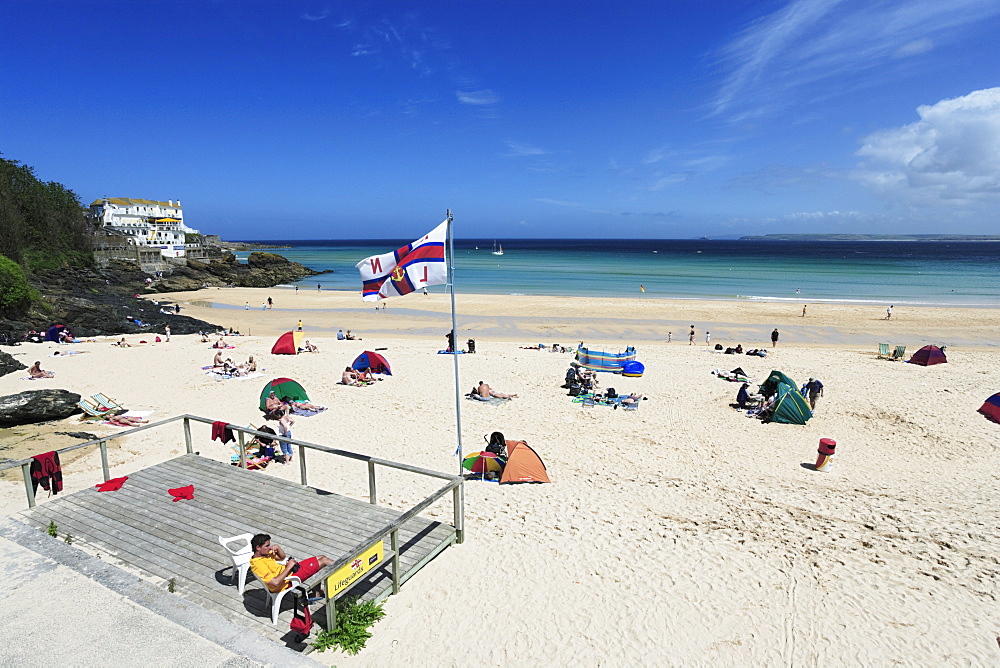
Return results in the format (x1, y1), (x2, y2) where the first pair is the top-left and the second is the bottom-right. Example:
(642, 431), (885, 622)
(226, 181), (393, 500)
(46, 520), (57, 537)
(311, 596), (387, 655)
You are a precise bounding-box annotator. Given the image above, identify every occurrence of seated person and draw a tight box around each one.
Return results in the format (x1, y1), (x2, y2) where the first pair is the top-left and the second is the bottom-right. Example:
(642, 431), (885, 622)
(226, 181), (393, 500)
(249, 533), (333, 594)
(737, 382), (750, 408)
(337, 329), (346, 340)
(264, 391), (290, 417)
(282, 395), (325, 412)
(213, 350), (225, 367)
(477, 381), (518, 400)
(356, 367), (378, 382)
(200, 332), (210, 343)
(240, 355), (257, 373)
(735, 344), (744, 354)
(28, 361), (55, 378)
(114, 337), (131, 348)
(341, 367), (362, 386)
(345, 329), (357, 340)
(299, 340), (319, 353)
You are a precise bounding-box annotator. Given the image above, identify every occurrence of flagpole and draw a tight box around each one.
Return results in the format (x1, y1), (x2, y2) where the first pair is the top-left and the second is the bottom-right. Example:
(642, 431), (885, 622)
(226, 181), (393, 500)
(446, 209), (463, 472)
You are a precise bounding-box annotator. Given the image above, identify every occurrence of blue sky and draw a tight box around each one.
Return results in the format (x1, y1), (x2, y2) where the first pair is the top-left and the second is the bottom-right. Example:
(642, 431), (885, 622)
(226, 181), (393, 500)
(2, 0), (999, 239)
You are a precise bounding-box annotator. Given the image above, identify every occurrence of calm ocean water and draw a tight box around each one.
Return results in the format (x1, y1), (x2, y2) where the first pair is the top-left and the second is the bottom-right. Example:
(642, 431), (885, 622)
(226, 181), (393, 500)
(236, 239), (1000, 307)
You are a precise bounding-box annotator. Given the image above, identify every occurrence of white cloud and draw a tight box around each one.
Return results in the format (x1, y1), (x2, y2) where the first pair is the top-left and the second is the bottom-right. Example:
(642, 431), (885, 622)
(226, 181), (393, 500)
(894, 38), (933, 57)
(855, 87), (1000, 206)
(456, 89), (499, 106)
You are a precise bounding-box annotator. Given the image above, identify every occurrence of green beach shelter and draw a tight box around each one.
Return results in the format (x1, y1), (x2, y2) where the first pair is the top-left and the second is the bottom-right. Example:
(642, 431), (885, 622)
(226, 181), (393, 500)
(259, 377), (309, 411)
(765, 383), (813, 425)
(759, 370), (798, 397)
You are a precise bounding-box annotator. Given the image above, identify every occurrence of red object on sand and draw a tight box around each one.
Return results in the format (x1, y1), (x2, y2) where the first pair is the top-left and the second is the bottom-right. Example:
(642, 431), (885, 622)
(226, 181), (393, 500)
(815, 438), (836, 471)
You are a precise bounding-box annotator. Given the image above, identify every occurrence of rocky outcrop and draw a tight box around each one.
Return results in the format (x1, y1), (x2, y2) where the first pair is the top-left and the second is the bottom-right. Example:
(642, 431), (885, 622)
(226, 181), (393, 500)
(0, 351), (27, 377)
(0, 252), (325, 339)
(0, 389), (82, 427)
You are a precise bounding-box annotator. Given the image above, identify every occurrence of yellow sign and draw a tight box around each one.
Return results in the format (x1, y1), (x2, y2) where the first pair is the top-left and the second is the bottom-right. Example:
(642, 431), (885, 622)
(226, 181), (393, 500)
(327, 541), (384, 597)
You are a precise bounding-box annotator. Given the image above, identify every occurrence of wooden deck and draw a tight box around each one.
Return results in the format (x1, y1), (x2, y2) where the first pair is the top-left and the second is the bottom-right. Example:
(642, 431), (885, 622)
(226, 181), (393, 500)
(18, 453), (456, 650)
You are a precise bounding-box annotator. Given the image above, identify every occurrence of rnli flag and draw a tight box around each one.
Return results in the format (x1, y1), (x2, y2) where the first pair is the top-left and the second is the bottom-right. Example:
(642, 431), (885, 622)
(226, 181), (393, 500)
(356, 221), (448, 301)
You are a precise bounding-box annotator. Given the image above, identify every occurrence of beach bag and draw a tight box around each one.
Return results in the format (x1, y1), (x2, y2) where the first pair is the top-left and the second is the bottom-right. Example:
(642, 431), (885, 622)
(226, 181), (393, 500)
(289, 593), (314, 639)
(568, 383), (582, 397)
(714, 344), (723, 350)
(605, 388), (617, 399)
(485, 432), (507, 457)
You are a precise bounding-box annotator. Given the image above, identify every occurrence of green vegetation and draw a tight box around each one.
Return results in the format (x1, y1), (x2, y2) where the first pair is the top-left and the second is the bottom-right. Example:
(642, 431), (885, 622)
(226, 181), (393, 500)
(311, 596), (387, 655)
(0, 254), (37, 315)
(0, 155), (94, 272)
(46, 520), (58, 537)
(168, 577), (176, 593)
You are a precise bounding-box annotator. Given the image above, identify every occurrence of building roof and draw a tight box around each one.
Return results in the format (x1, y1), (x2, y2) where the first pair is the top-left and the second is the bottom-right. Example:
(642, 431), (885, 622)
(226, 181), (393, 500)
(90, 197), (182, 208)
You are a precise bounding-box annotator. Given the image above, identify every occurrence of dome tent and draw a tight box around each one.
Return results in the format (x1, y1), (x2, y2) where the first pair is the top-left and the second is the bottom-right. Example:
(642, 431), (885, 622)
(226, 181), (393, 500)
(259, 377), (309, 411)
(271, 331), (304, 355)
(351, 351), (392, 375)
(907, 345), (947, 366)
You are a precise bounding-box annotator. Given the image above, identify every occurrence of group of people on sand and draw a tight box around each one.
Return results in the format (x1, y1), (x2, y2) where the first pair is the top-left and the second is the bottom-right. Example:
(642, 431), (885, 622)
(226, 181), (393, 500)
(212, 351), (257, 376)
(336, 329), (359, 340)
(565, 364), (599, 392)
(342, 366), (378, 386)
(298, 340), (319, 353)
(262, 391), (325, 460)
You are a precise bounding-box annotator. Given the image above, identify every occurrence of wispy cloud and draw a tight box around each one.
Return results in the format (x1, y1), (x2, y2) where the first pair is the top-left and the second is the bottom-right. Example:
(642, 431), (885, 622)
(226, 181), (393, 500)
(456, 89), (499, 106)
(301, 8), (332, 22)
(728, 163), (838, 193)
(854, 87), (1000, 207)
(503, 141), (550, 157)
(534, 198), (611, 214)
(711, 0), (1000, 120)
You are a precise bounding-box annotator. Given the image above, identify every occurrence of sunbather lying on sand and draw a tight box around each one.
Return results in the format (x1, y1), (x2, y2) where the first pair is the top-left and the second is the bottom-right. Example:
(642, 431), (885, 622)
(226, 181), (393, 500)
(477, 381), (517, 400)
(283, 396), (325, 412)
(106, 415), (148, 427)
(28, 361), (54, 378)
(342, 367), (363, 386)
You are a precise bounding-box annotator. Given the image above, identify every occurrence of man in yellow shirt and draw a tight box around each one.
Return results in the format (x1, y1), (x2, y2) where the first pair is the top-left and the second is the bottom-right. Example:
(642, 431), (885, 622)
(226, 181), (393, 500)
(250, 533), (333, 593)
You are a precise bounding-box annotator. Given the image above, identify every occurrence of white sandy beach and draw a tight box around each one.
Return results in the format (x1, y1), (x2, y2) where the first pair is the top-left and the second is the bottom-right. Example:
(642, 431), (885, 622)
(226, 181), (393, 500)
(2, 289), (998, 664)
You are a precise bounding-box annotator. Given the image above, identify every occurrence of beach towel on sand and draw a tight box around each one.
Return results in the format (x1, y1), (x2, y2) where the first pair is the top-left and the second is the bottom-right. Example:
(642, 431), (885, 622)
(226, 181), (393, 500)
(465, 394), (509, 406)
(290, 406), (327, 416)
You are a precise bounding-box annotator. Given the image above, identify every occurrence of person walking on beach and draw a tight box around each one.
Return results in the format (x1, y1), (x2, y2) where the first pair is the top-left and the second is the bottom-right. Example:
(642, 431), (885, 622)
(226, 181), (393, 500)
(267, 296), (273, 309)
(802, 304), (807, 317)
(297, 319), (302, 331)
(667, 332), (672, 343)
(295, 286), (299, 294)
(771, 328), (779, 348)
(806, 378), (824, 410)
(689, 326), (695, 345)
(886, 305), (893, 320)
(705, 331), (711, 345)
(164, 325), (171, 342)
(245, 302), (249, 310)
(317, 283), (321, 291)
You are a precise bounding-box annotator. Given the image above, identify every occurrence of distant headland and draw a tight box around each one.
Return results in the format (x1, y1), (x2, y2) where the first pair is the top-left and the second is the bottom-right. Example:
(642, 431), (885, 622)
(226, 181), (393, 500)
(738, 234), (1000, 241)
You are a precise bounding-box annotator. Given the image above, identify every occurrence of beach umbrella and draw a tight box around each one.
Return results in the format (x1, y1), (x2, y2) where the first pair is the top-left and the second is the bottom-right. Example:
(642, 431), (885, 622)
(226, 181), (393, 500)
(462, 451), (506, 475)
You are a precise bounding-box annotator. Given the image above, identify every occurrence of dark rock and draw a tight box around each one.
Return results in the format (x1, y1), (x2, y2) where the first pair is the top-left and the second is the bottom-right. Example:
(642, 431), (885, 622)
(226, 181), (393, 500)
(55, 431), (100, 440)
(0, 389), (83, 427)
(0, 351), (27, 377)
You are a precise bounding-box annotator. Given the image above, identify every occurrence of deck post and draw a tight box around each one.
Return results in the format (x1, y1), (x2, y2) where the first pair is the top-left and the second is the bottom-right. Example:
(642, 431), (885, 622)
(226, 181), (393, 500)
(237, 431), (246, 469)
(453, 483), (465, 544)
(100, 440), (110, 482)
(298, 443), (307, 486)
(21, 462), (36, 509)
(390, 529), (400, 594)
(183, 417), (193, 454)
(325, 593), (337, 633)
(368, 461), (377, 505)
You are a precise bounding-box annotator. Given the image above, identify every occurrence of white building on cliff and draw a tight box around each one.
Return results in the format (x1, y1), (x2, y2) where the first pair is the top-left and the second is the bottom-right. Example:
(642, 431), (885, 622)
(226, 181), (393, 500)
(89, 197), (199, 257)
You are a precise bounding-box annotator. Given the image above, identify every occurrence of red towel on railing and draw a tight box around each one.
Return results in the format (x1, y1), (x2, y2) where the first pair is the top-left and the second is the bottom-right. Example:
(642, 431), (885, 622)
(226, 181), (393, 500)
(168, 484), (195, 502)
(96, 476), (128, 492)
(211, 420), (234, 443)
(30, 451), (63, 496)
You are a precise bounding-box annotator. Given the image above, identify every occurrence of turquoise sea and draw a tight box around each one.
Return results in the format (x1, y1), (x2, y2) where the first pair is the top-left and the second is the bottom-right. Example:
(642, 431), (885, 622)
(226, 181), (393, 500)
(235, 239), (1000, 307)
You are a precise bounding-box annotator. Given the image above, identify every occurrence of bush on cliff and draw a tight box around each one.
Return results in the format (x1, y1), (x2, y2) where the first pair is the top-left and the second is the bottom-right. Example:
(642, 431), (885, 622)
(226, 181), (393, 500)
(0, 254), (36, 316)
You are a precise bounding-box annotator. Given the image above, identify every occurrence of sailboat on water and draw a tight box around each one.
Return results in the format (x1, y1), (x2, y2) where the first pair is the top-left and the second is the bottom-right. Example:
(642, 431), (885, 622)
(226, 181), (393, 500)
(491, 240), (504, 256)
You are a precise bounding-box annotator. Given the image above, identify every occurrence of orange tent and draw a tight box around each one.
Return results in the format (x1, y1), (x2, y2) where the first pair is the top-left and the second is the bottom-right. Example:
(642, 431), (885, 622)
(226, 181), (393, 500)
(499, 440), (550, 484)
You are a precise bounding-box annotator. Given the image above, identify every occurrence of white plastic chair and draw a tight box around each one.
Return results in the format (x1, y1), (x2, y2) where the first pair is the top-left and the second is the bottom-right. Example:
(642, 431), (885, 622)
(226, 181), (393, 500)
(218, 534), (254, 595)
(252, 568), (305, 624)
